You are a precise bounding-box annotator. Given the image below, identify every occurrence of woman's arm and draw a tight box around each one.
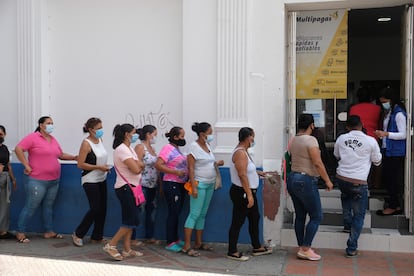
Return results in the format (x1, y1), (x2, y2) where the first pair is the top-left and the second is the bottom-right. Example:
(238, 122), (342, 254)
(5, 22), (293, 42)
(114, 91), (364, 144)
(308, 146), (333, 191)
(233, 150), (254, 208)
(124, 157), (145, 174)
(134, 144), (145, 160)
(14, 146), (31, 175)
(155, 157), (184, 176)
(187, 154), (198, 198)
(60, 152), (77, 161)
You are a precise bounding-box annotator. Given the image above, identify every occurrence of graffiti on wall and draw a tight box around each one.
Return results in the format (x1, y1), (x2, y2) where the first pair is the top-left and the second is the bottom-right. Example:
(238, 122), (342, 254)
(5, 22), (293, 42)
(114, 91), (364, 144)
(125, 104), (175, 137)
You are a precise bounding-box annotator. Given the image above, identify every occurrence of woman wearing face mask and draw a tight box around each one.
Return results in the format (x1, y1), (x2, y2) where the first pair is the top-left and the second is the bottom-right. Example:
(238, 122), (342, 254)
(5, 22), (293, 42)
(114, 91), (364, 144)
(103, 124), (145, 261)
(0, 125), (17, 240)
(133, 124), (161, 245)
(181, 122), (224, 257)
(227, 127), (274, 261)
(287, 114), (333, 261)
(155, 126), (188, 252)
(14, 116), (77, 243)
(72, 117), (111, 247)
(375, 87), (407, 216)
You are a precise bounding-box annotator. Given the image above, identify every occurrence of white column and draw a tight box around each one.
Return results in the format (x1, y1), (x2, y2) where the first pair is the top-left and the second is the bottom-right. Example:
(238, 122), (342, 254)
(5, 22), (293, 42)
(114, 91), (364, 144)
(215, 0), (250, 160)
(16, 0), (48, 137)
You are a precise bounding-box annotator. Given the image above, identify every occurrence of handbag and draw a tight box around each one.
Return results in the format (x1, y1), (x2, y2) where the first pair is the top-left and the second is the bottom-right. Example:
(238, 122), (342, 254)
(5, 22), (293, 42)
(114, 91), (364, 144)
(282, 137), (293, 183)
(114, 166), (146, 206)
(214, 162), (222, 190)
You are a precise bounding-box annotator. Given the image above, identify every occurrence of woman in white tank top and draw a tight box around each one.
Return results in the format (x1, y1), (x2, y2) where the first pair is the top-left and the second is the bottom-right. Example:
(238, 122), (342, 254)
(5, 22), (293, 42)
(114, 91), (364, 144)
(227, 127), (272, 261)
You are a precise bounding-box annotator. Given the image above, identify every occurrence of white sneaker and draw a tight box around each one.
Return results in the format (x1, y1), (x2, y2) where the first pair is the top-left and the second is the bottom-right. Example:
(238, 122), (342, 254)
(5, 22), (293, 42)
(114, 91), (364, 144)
(72, 233), (83, 247)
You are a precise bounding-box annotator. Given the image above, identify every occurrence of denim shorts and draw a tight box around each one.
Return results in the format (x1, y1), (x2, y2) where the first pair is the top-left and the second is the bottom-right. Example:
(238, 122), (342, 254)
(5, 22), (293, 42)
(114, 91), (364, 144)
(115, 185), (140, 228)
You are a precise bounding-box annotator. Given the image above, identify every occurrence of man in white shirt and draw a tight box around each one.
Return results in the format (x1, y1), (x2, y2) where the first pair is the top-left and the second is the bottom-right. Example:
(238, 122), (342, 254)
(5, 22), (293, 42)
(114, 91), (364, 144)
(334, 115), (382, 258)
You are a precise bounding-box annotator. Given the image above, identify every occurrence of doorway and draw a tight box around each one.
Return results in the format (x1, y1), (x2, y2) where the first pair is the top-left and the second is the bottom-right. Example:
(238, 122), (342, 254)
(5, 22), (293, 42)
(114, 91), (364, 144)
(288, 5), (413, 231)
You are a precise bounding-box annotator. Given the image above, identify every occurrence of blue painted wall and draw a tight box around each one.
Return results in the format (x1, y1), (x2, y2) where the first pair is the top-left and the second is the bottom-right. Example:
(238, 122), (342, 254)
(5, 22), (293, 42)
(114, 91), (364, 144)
(9, 164), (264, 244)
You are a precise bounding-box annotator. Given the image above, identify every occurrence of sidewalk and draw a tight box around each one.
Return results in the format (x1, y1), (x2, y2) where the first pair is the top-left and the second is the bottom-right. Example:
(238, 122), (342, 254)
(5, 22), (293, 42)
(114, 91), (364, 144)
(1, 234), (414, 275)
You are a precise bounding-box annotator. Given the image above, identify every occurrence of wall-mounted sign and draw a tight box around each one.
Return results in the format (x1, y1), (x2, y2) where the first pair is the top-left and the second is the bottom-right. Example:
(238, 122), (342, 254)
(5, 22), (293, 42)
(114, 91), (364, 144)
(296, 10), (348, 99)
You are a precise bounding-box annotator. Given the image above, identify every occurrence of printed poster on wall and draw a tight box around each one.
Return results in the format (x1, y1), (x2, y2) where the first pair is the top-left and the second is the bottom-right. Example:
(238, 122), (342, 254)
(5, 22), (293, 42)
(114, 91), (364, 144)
(296, 10), (348, 99)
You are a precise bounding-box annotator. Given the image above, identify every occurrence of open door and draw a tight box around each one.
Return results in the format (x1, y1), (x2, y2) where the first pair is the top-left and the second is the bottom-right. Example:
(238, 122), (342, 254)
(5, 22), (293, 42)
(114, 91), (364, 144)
(403, 5), (414, 232)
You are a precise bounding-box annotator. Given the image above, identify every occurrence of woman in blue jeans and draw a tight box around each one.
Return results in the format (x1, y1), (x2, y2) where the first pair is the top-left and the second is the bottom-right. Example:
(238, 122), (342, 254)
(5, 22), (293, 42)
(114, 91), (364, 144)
(182, 122), (224, 256)
(287, 114), (333, 261)
(134, 124), (161, 245)
(14, 116), (77, 243)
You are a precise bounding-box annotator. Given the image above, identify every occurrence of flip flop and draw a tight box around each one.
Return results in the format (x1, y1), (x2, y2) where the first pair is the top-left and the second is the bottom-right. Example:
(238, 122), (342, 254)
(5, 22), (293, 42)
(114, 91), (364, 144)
(180, 248), (200, 257)
(165, 242), (182, 252)
(195, 243), (213, 251)
(44, 233), (64, 239)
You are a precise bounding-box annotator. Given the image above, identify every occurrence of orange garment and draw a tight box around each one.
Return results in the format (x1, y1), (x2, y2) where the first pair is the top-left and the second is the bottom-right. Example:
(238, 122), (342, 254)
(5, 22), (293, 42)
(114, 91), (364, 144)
(349, 103), (381, 138)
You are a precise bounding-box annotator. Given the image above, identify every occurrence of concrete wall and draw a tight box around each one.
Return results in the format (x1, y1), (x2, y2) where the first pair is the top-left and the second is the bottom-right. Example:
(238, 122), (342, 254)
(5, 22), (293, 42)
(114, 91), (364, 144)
(9, 163), (264, 244)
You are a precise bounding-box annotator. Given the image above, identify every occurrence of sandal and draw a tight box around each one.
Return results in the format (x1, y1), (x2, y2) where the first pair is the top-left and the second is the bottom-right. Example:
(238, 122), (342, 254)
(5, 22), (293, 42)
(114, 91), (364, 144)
(131, 240), (144, 247)
(195, 243), (213, 251)
(145, 239), (162, 245)
(180, 248), (200, 257)
(103, 243), (123, 261)
(227, 252), (249, 261)
(16, 233), (30, 244)
(122, 249), (143, 257)
(44, 232), (63, 239)
(252, 246), (273, 256)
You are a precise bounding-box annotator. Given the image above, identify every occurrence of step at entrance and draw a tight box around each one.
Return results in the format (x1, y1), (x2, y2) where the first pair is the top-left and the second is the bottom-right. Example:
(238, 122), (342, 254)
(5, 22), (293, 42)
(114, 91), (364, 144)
(281, 189), (413, 252)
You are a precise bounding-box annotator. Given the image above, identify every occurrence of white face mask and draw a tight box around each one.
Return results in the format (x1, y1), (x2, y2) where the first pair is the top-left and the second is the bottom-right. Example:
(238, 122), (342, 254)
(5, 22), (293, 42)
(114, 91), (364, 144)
(150, 136), (157, 144)
(382, 102), (391, 110)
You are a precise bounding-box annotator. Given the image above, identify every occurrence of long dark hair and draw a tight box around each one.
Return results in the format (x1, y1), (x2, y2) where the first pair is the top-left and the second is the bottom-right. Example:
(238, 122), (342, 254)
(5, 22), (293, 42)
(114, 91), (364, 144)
(112, 123), (135, 149)
(136, 125), (156, 141)
(35, 116), (51, 132)
(191, 122), (211, 136)
(165, 126), (183, 144)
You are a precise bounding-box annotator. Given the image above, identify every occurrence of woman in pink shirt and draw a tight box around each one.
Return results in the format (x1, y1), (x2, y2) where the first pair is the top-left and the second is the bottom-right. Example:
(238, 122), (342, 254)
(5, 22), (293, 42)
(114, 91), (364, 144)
(14, 116), (77, 243)
(102, 123), (145, 261)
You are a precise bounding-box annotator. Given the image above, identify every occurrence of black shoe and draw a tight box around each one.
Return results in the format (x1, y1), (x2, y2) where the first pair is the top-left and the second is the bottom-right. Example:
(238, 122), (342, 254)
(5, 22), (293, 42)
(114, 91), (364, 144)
(376, 209), (403, 216)
(0, 232), (16, 239)
(345, 250), (360, 258)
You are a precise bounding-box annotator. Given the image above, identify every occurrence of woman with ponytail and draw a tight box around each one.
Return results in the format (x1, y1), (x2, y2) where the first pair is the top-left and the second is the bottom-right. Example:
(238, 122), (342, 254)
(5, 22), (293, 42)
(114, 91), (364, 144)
(102, 124), (144, 261)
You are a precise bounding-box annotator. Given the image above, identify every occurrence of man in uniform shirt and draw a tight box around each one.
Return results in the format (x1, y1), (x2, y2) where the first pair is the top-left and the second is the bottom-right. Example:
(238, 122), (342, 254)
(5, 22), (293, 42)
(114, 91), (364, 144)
(334, 115), (382, 257)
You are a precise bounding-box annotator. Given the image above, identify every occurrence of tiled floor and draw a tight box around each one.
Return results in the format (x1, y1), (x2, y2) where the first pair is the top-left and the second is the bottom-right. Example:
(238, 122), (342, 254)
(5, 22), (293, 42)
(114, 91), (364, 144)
(282, 247), (414, 276)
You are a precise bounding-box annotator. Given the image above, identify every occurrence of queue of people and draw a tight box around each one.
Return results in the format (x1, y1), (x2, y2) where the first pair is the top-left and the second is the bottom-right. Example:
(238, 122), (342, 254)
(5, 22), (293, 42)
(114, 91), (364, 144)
(1, 91), (407, 262)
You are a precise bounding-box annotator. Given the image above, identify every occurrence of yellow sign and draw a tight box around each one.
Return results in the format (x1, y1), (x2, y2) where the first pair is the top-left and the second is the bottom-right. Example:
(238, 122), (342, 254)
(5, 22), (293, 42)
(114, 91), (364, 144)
(296, 10), (348, 99)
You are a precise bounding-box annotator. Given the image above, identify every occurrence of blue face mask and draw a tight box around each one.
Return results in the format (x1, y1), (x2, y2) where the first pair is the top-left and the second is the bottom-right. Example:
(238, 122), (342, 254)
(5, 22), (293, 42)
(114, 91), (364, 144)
(206, 134), (214, 143)
(382, 102), (391, 110)
(45, 124), (54, 134)
(250, 141), (256, 148)
(131, 133), (139, 143)
(95, 129), (104, 139)
(150, 136), (157, 144)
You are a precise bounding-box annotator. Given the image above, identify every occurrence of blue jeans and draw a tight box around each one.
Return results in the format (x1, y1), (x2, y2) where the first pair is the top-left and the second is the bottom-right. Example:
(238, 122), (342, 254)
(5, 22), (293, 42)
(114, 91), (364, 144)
(287, 172), (322, 247)
(163, 181), (186, 244)
(184, 181), (214, 230)
(17, 176), (59, 233)
(142, 186), (157, 239)
(337, 178), (368, 254)
(115, 185), (140, 228)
